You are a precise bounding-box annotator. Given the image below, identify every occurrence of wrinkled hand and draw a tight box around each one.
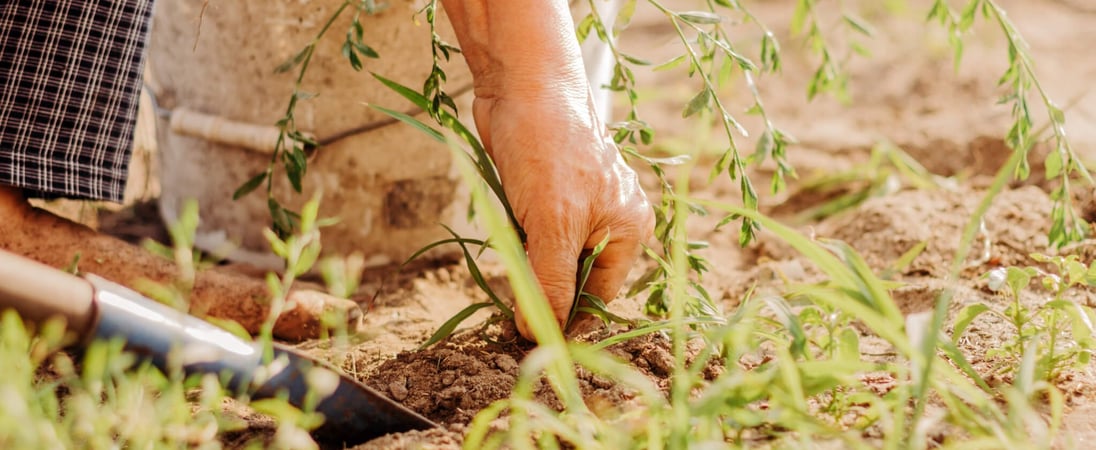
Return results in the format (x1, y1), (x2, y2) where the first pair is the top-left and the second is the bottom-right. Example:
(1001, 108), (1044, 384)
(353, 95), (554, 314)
(472, 94), (653, 340)
(441, 0), (653, 341)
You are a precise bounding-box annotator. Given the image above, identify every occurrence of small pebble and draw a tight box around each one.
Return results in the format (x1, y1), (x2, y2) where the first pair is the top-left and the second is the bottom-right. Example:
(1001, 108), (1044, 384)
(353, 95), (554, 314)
(441, 370), (457, 386)
(388, 376), (409, 401)
(644, 346), (675, 376)
(493, 354), (519, 374)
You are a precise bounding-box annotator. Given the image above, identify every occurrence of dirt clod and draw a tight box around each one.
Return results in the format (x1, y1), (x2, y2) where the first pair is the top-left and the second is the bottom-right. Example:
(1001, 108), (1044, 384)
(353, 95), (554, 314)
(364, 340), (525, 425)
(388, 376), (409, 402)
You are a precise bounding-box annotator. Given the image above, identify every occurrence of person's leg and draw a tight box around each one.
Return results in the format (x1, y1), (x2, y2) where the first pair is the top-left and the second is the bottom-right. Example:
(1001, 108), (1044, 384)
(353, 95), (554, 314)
(0, 1), (359, 340)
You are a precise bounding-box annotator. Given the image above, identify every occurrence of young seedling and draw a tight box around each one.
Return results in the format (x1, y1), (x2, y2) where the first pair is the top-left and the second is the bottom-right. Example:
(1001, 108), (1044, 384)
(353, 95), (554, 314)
(954, 253), (1096, 383)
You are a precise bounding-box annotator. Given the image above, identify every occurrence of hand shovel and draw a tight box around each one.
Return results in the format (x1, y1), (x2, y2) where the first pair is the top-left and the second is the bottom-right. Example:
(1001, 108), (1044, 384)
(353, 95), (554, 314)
(0, 249), (436, 446)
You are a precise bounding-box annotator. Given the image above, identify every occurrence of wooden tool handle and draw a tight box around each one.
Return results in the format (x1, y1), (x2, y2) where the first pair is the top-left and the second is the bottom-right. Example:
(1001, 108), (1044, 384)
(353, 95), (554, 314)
(0, 250), (96, 338)
(169, 107), (314, 154)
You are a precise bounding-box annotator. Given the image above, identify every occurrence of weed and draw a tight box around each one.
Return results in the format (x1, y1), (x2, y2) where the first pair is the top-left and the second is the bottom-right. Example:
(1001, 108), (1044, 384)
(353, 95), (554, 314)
(954, 253), (1096, 382)
(0, 311), (240, 449)
(0, 198), (349, 449)
(461, 186), (1066, 448)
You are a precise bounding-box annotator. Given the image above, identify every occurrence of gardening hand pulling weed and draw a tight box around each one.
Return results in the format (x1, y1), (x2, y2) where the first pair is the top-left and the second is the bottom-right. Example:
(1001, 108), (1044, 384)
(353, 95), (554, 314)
(441, 0), (655, 340)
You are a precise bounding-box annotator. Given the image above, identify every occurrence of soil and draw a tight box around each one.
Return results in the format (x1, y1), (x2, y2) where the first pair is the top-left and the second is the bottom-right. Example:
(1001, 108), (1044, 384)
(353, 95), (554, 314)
(88, 0), (1096, 447)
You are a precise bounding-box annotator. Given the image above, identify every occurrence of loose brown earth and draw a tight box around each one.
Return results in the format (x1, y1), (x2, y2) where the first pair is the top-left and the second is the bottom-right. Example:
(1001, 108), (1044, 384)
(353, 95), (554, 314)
(84, 0), (1096, 447)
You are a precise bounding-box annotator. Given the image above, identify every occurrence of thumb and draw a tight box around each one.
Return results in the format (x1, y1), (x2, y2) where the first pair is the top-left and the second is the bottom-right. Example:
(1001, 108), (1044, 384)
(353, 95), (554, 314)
(514, 230), (582, 341)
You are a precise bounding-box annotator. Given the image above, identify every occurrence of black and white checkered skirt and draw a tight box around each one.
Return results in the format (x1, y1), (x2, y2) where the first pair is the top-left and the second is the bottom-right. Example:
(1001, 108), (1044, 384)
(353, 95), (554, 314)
(0, 0), (152, 202)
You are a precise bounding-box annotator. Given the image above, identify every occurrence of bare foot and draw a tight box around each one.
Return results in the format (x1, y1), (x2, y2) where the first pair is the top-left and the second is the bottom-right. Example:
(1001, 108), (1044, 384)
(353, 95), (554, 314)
(0, 186), (361, 341)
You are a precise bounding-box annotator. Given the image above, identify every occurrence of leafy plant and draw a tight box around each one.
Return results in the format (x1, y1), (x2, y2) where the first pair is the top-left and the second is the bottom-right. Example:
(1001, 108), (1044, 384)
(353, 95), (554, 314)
(0, 312), (240, 449)
(418, 0), (463, 122)
(463, 184), (1063, 449)
(136, 200), (209, 311)
(954, 253), (1096, 382)
(232, 1), (382, 238)
(927, 0), (1093, 247)
(255, 197), (339, 356)
(789, 0), (879, 102)
(582, 0), (796, 317)
(0, 194), (363, 449)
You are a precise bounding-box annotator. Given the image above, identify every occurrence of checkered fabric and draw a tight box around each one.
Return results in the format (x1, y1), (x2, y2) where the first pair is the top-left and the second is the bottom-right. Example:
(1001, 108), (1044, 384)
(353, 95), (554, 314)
(0, 0), (152, 202)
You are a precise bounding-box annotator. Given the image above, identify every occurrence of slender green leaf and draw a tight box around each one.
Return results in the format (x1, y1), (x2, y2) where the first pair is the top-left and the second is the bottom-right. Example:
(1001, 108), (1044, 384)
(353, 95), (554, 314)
(274, 46), (310, 74)
(842, 14), (875, 36)
(614, 0), (638, 36)
(568, 233), (612, 327)
(420, 302), (496, 348)
(1044, 149), (1063, 179)
(440, 224), (513, 319)
(654, 54), (687, 72)
(882, 241), (928, 279)
(353, 41), (379, 59)
(403, 237), (488, 266)
(1046, 300), (1094, 342)
(372, 72), (524, 241)
(763, 296), (808, 357)
(233, 172), (267, 200)
(576, 14), (595, 43)
(678, 11), (722, 25)
(342, 41), (363, 71)
(683, 89), (712, 118)
(952, 303), (991, 342)
(836, 327), (861, 362)
(368, 104), (446, 142)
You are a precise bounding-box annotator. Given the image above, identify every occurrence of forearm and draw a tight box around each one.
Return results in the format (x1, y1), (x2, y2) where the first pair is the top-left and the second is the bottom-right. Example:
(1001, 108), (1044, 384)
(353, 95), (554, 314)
(440, 0), (589, 101)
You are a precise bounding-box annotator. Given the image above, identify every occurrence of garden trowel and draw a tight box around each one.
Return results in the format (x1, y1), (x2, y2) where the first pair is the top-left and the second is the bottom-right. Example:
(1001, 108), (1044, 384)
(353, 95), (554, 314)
(0, 249), (436, 446)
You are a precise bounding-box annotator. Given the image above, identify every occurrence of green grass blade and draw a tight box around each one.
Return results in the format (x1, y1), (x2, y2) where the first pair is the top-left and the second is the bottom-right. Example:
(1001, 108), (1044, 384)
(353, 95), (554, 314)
(952, 303), (991, 343)
(588, 316), (725, 351)
(882, 241), (928, 279)
(817, 238), (905, 323)
(439, 224), (513, 319)
(367, 104), (446, 142)
(762, 295), (809, 358)
(567, 233), (611, 327)
(914, 147), (1027, 427)
(938, 335), (992, 391)
(371, 72), (525, 241)
(401, 236), (487, 266)
(1046, 300), (1094, 342)
(419, 302), (496, 349)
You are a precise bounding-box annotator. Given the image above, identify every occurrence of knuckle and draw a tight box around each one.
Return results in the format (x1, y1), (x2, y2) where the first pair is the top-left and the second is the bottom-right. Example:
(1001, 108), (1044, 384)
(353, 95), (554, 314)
(612, 203), (656, 241)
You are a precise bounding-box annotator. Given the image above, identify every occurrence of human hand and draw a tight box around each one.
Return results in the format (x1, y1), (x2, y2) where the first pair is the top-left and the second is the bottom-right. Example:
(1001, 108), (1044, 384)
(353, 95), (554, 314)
(441, 0), (653, 341)
(472, 93), (653, 340)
